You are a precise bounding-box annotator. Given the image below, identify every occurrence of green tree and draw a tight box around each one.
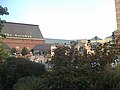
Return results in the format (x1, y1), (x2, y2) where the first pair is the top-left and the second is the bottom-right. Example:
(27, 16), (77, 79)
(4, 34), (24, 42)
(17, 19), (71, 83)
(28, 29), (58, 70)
(0, 42), (8, 62)
(43, 43), (118, 90)
(13, 76), (46, 90)
(1, 43), (119, 90)
(0, 6), (9, 90)
(21, 47), (28, 55)
(0, 6), (9, 15)
(1, 57), (46, 90)
(0, 6), (9, 62)
(43, 46), (83, 90)
(0, 5), (9, 37)
(10, 48), (17, 55)
(44, 66), (78, 90)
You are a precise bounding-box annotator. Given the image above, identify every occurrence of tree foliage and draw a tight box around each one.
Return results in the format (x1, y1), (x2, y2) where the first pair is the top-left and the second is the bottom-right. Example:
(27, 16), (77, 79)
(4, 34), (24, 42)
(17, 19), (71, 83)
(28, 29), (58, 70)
(0, 6), (9, 61)
(0, 6), (9, 15)
(1, 57), (46, 90)
(10, 48), (17, 55)
(21, 47), (28, 55)
(42, 43), (118, 90)
(13, 76), (45, 90)
(0, 42), (9, 62)
(0, 5), (9, 37)
(1, 42), (120, 90)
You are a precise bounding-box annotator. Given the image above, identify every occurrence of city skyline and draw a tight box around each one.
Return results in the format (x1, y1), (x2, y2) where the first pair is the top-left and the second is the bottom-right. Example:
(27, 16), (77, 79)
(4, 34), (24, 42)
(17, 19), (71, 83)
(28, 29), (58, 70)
(0, 0), (117, 40)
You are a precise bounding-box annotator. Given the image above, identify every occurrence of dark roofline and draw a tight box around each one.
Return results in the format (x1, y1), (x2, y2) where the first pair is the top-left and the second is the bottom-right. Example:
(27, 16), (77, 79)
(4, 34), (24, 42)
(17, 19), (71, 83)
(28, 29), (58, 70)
(3, 22), (44, 39)
(32, 44), (51, 51)
(45, 38), (73, 41)
(105, 36), (112, 38)
(6, 37), (45, 40)
(90, 36), (102, 40)
(5, 22), (39, 26)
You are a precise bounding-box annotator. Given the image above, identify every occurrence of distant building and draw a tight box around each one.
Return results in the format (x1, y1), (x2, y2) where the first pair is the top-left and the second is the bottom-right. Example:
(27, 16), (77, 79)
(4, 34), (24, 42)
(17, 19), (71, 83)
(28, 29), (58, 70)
(76, 39), (87, 44)
(45, 38), (72, 45)
(32, 44), (51, 55)
(105, 36), (112, 42)
(1, 22), (44, 52)
(75, 40), (86, 54)
(75, 37), (104, 54)
(32, 38), (73, 56)
(90, 36), (104, 43)
(85, 40), (93, 54)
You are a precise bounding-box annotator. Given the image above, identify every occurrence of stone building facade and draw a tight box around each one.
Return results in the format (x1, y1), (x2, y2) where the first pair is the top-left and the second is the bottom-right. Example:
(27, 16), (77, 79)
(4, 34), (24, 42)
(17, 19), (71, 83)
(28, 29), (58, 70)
(115, 0), (120, 39)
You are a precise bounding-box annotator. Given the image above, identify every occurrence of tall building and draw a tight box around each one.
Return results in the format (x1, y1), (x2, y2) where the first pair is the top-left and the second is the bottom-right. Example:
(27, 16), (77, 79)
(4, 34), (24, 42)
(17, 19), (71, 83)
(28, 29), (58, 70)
(115, 0), (120, 39)
(114, 0), (120, 57)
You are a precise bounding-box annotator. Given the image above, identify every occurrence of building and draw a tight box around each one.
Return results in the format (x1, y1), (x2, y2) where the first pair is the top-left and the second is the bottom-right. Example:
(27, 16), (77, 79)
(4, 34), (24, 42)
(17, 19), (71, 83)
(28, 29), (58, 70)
(90, 36), (104, 43)
(32, 44), (51, 55)
(31, 38), (73, 56)
(45, 38), (72, 45)
(114, 0), (120, 55)
(105, 36), (113, 42)
(1, 22), (44, 52)
(115, 0), (120, 39)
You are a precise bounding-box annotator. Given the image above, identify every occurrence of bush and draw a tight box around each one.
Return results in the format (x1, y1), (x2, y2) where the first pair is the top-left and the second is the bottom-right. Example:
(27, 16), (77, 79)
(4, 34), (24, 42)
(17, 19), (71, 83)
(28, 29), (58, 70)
(21, 47), (28, 55)
(1, 57), (46, 90)
(10, 48), (17, 55)
(13, 76), (46, 90)
(44, 44), (118, 90)
(1, 43), (120, 90)
(0, 42), (9, 62)
(44, 66), (77, 90)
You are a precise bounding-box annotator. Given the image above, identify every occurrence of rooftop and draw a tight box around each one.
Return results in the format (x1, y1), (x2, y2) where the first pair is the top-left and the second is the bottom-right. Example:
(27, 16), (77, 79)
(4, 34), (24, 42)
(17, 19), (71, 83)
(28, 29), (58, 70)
(90, 36), (102, 40)
(45, 38), (73, 45)
(2, 22), (44, 39)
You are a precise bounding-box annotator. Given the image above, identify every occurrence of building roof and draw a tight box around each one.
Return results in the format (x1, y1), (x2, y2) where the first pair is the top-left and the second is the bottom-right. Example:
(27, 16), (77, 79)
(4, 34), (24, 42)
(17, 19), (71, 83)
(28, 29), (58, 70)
(2, 22), (44, 39)
(76, 39), (87, 44)
(90, 36), (102, 40)
(32, 44), (51, 51)
(105, 36), (112, 38)
(45, 38), (72, 45)
(3, 42), (10, 49)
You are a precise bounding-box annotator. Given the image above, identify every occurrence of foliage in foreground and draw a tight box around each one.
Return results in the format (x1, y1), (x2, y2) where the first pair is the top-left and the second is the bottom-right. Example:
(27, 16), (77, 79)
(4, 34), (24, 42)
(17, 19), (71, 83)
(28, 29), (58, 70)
(0, 57), (46, 90)
(13, 76), (46, 90)
(42, 43), (119, 90)
(0, 42), (9, 62)
(1, 43), (120, 90)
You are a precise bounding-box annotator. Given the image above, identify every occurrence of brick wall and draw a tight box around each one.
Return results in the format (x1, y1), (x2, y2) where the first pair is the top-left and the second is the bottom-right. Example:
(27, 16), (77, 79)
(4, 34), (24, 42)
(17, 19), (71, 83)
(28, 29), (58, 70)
(0, 38), (44, 51)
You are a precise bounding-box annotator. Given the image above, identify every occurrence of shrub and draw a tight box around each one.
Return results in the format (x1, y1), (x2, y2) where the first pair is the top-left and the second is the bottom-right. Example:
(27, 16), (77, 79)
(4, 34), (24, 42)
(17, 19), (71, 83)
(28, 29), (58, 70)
(10, 48), (17, 55)
(0, 42), (9, 62)
(13, 76), (46, 90)
(21, 47), (28, 55)
(44, 66), (77, 90)
(1, 57), (46, 90)
(44, 44), (118, 90)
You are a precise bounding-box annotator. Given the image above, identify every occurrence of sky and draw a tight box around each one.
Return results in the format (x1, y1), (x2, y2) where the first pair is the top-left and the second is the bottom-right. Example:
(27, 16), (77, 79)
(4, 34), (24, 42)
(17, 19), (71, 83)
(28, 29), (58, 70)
(0, 0), (117, 40)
